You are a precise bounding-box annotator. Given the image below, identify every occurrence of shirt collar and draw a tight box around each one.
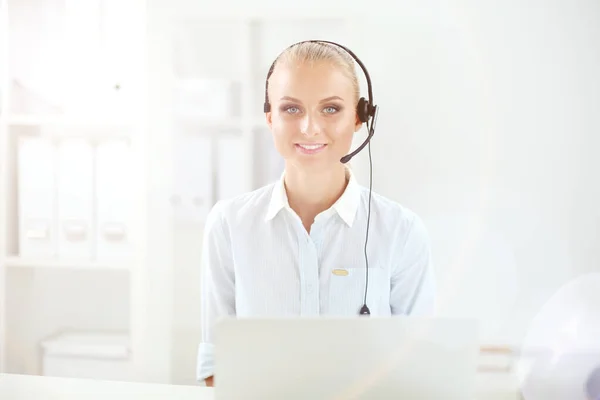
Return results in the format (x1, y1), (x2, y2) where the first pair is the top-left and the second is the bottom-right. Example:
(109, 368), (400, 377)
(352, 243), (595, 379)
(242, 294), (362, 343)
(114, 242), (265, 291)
(265, 166), (361, 227)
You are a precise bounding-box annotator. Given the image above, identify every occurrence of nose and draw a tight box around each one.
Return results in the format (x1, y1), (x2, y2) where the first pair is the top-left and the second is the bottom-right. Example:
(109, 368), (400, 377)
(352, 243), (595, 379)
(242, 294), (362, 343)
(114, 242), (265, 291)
(300, 114), (320, 136)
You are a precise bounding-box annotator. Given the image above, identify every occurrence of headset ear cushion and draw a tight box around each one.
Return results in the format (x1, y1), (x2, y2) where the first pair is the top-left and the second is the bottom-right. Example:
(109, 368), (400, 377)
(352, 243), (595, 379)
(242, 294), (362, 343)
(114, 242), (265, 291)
(357, 97), (370, 123)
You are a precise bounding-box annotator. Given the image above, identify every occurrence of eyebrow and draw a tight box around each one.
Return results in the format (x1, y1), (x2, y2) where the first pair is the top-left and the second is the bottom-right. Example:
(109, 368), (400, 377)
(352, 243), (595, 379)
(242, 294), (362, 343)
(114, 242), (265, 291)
(279, 96), (344, 103)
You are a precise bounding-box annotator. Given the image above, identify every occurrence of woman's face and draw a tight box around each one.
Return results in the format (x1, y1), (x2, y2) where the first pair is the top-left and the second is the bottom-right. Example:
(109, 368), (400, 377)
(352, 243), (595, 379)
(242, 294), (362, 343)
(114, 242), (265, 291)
(266, 61), (363, 174)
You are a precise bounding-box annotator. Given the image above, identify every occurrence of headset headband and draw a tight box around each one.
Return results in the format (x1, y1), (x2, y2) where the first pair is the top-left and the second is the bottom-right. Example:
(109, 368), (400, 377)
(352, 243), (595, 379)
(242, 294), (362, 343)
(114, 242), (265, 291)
(263, 40), (375, 119)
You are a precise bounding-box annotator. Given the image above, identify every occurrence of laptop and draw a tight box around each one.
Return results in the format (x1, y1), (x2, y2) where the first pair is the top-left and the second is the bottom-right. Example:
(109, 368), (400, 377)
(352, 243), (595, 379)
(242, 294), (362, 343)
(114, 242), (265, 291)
(213, 316), (480, 399)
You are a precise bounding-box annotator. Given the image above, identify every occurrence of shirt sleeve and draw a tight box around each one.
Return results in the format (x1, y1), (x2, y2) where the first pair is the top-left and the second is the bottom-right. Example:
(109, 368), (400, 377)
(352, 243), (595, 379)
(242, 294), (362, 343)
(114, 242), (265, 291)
(390, 212), (436, 316)
(196, 200), (236, 382)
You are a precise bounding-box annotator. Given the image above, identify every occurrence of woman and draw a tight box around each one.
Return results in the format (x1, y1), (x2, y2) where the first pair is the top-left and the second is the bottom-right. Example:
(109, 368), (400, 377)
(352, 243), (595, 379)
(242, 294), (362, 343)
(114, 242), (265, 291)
(196, 41), (436, 386)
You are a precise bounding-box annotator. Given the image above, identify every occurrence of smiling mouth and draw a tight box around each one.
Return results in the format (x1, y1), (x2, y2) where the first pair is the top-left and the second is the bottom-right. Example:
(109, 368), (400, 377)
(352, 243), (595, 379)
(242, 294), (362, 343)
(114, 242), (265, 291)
(297, 143), (326, 150)
(295, 143), (327, 154)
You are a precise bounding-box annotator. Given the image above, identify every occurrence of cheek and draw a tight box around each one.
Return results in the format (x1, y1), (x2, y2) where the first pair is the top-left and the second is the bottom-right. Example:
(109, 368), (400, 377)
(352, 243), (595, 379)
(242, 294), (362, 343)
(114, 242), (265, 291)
(270, 123), (297, 153)
(272, 118), (301, 139)
(272, 122), (291, 139)
(329, 119), (357, 144)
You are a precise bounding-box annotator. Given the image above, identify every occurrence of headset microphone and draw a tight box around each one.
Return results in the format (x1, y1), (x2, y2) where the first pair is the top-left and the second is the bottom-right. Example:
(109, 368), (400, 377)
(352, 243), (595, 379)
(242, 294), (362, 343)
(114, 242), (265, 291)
(264, 40), (379, 316)
(340, 105), (379, 164)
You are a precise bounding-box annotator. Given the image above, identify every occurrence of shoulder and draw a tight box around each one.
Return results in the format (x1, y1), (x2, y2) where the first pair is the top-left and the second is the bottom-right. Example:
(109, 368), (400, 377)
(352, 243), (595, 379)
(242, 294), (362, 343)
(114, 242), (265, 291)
(358, 186), (429, 244)
(205, 182), (277, 228)
(360, 189), (433, 283)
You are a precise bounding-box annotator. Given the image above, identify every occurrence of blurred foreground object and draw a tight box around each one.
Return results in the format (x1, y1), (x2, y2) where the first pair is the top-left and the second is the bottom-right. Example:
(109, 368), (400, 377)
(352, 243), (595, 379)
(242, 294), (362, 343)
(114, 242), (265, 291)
(516, 273), (600, 400)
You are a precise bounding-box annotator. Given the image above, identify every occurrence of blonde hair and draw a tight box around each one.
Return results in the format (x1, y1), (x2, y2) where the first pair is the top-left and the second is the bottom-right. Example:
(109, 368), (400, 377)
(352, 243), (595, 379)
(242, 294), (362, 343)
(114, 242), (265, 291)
(265, 41), (361, 105)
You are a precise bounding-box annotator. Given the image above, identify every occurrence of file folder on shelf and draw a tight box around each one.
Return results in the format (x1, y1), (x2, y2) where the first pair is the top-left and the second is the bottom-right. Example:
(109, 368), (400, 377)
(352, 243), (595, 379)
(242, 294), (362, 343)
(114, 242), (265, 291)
(17, 136), (57, 258)
(172, 134), (213, 224)
(216, 136), (246, 201)
(95, 139), (133, 262)
(56, 138), (94, 260)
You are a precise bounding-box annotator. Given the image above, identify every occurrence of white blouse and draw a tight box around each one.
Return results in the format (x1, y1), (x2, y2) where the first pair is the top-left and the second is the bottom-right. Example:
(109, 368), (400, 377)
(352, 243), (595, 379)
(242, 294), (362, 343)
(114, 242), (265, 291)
(196, 167), (436, 381)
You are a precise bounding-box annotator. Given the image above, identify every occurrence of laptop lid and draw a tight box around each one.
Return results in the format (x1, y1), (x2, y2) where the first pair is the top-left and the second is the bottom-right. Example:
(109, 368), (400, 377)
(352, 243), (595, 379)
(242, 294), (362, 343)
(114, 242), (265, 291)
(214, 316), (479, 399)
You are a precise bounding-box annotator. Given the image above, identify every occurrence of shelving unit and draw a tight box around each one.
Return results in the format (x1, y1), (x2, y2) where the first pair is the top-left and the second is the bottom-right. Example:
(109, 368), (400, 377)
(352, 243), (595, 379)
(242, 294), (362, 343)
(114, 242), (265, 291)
(0, 0), (147, 381)
(1, 0), (359, 384)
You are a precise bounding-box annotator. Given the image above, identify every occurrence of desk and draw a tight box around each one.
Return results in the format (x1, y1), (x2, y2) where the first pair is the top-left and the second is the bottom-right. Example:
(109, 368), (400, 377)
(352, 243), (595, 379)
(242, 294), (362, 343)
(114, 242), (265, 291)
(0, 374), (214, 400)
(0, 373), (520, 399)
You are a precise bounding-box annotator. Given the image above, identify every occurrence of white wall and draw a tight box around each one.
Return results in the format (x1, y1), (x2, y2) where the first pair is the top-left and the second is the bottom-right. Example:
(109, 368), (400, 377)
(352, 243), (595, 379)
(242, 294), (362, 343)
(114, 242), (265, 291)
(343, 1), (600, 346)
(165, 0), (600, 347)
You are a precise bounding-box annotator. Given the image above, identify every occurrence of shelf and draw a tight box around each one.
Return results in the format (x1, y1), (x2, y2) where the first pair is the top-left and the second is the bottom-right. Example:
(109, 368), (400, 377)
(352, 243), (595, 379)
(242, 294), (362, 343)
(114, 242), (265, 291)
(174, 116), (267, 135)
(1, 114), (136, 127)
(3, 256), (132, 271)
(1, 117), (136, 142)
(2, 115), (136, 138)
(174, 116), (243, 132)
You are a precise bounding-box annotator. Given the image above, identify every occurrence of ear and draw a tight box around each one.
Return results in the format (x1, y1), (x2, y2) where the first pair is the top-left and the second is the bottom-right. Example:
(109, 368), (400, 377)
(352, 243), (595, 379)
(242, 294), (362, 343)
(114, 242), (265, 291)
(266, 112), (273, 129)
(354, 112), (363, 132)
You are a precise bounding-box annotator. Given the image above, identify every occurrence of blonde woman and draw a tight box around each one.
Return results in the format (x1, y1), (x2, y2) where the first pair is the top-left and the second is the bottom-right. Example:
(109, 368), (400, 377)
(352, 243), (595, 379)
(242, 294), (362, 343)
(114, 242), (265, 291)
(197, 41), (436, 386)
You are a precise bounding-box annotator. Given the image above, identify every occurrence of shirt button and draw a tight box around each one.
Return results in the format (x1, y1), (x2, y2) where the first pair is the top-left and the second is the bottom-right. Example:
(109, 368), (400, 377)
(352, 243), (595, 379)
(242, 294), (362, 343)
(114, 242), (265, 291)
(307, 285), (314, 294)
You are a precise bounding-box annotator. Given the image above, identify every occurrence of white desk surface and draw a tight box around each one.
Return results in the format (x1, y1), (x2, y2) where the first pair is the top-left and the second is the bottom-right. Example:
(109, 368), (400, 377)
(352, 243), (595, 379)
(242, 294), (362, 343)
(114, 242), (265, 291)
(0, 373), (520, 399)
(0, 374), (214, 400)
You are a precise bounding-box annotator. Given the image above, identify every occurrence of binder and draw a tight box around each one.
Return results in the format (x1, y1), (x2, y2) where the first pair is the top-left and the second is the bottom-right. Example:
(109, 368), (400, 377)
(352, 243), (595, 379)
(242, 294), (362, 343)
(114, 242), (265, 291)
(56, 138), (94, 260)
(216, 136), (246, 201)
(95, 139), (133, 262)
(172, 134), (213, 224)
(17, 136), (57, 258)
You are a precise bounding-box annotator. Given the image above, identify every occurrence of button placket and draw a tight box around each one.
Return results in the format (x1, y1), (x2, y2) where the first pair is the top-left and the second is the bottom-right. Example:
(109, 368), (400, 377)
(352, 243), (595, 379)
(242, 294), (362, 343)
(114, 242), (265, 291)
(297, 224), (320, 315)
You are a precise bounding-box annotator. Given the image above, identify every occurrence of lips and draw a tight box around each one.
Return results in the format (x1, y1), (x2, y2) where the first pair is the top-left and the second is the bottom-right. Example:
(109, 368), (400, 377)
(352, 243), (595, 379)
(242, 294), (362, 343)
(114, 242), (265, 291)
(295, 143), (327, 155)
(297, 143), (325, 150)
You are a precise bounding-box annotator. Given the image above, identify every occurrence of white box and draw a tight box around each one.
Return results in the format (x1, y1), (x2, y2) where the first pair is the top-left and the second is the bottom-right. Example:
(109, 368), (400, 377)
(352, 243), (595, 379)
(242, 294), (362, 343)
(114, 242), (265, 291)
(95, 139), (133, 262)
(57, 138), (94, 260)
(172, 134), (213, 223)
(41, 331), (132, 382)
(17, 136), (57, 258)
(173, 79), (240, 120)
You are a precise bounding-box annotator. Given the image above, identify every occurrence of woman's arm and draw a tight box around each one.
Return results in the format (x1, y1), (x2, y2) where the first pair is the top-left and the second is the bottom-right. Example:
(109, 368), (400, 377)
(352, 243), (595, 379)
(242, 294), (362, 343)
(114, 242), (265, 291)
(197, 201), (236, 384)
(389, 213), (436, 316)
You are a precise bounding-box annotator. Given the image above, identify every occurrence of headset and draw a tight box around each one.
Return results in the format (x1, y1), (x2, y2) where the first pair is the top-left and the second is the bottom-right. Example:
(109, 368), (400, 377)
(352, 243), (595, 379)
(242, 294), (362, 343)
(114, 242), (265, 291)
(263, 40), (379, 316)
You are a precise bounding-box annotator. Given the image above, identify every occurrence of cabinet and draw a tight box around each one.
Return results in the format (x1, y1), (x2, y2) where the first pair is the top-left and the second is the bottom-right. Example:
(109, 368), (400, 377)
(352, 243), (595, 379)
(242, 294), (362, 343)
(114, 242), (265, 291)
(0, 0), (147, 379)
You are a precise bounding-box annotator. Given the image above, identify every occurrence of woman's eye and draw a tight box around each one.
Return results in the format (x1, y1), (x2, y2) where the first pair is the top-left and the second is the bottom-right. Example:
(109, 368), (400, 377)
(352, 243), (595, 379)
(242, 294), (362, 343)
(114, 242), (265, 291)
(280, 105), (339, 114)
(284, 106), (300, 114)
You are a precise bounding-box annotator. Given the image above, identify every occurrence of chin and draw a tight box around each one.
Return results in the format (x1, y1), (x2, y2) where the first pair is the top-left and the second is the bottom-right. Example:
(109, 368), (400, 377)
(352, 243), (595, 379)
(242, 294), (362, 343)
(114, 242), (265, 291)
(291, 156), (341, 172)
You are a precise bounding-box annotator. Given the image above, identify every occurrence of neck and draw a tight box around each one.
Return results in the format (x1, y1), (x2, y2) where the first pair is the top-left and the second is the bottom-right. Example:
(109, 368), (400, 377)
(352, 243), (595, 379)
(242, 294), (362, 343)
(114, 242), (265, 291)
(284, 163), (349, 225)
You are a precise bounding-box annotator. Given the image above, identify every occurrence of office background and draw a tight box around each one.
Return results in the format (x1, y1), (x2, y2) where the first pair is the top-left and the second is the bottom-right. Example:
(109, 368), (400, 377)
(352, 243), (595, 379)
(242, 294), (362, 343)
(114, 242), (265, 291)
(0, 0), (599, 397)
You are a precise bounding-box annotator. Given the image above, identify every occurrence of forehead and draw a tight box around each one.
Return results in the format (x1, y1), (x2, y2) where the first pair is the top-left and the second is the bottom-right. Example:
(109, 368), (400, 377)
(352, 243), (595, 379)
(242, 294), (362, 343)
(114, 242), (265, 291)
(268, 61), (354, 101)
